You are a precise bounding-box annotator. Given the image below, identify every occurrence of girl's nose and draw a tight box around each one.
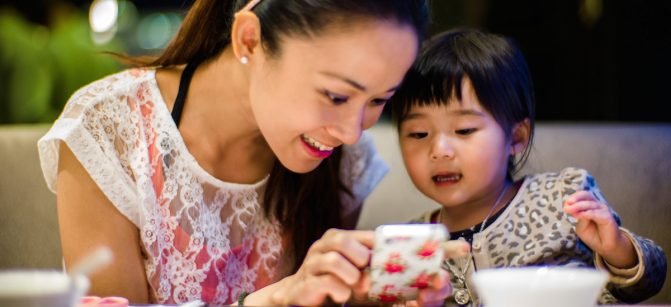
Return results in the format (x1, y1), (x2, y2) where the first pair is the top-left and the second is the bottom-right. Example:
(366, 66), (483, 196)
(430, 134), (455, 160)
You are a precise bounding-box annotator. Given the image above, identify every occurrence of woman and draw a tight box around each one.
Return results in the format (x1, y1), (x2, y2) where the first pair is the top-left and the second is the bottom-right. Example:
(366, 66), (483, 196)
(38, 0), (455, 305)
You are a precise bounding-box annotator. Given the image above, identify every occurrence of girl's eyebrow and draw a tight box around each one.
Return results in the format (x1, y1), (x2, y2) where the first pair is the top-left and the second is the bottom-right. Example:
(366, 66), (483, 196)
(403, 112), (427, 121)
(451, 109), (486, 117)
(319, 71), (399, 93)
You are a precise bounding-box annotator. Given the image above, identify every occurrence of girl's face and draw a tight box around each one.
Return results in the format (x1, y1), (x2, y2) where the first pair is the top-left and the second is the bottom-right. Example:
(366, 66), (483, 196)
(248, 20), (418, 173)
(398, 79), (513, 209)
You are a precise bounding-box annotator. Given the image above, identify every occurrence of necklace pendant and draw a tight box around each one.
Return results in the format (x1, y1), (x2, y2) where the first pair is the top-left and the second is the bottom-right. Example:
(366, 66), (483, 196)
(454, 288), (471, 305)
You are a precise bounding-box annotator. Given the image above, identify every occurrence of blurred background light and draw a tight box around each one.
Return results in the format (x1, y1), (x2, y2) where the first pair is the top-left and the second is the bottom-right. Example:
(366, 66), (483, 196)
(89, 0), (118, 33)
(136, 12), (180, 50)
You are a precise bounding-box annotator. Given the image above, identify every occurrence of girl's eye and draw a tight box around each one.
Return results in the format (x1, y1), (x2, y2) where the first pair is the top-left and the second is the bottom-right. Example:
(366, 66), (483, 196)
(407, 132), (428, 139)
(455, 128), (476, 135)
(324, 90), (349, 105)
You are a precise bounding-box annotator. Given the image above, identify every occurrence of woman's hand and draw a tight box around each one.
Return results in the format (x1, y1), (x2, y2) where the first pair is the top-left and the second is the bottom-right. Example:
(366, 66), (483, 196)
(244, 229), (373, 306)
(244, 231), (470, 306)
(405, 240), (470, 307)
(563, 191), (637, 268)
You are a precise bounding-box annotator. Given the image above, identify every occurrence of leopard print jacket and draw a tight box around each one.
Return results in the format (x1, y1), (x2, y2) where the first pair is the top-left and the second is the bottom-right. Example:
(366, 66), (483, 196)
(413, 167), (667, 306)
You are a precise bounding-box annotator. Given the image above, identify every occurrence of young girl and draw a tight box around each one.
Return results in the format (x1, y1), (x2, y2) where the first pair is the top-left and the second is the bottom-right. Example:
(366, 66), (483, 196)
(37, 0), (455, 306)
(391, 28), (667, 305)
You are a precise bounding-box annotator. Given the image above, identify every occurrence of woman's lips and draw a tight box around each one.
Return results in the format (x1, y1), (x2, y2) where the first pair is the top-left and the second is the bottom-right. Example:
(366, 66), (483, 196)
(300, 136), (334, 159)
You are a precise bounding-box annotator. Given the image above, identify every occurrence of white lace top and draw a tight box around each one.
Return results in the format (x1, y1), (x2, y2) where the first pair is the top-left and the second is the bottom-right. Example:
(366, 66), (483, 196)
(37, 68), (388, 306)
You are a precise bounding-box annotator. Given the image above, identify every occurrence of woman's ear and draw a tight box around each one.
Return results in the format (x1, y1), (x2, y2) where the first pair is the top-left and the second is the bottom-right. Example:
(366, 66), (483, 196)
(231, 11), (261, 64)
(510, 118), (531, 156)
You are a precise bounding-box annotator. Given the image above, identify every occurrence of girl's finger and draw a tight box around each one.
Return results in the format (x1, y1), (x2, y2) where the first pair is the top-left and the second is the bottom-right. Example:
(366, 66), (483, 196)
(564, 200), (601, 215)
(416, 270), (451, 306)
(442, 240), (470, 259)
(574, 208), (615, 225)
(565, 190), (596, 204)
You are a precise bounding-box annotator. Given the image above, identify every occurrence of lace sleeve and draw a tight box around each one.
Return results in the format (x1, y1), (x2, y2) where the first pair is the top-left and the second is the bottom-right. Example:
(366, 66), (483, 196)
(37, 72), (141, 225)
(339, 131), (389, 216)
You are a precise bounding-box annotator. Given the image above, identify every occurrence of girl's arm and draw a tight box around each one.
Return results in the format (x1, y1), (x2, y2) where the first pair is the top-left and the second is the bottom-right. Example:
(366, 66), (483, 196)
(601, 231), (667, 304)
(57, 143), (150, 303)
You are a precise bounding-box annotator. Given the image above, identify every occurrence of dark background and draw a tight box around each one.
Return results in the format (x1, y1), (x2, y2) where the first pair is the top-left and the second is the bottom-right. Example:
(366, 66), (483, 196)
(1, 0), (670, 122)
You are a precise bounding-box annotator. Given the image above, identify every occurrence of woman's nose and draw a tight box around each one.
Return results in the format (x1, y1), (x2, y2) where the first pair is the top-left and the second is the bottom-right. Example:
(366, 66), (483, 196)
(430, 135), (455, 160)
(327, 106), (365, 145)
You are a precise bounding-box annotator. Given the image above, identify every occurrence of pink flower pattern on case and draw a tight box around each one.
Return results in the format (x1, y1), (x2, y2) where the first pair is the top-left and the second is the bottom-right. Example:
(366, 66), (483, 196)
(416, 240), (439, 259)
(383, 252), (407, 274)
(369, 224), (447, 303)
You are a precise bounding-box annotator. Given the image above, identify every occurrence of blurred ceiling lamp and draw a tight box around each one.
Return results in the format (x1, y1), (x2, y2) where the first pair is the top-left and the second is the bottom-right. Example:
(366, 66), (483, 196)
(579, 0), (603, 28)
(89, 0), (119, 44)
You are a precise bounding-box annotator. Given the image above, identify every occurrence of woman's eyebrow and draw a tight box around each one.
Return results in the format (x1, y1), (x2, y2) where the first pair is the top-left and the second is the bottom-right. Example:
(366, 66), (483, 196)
(319, 71), (400, 93)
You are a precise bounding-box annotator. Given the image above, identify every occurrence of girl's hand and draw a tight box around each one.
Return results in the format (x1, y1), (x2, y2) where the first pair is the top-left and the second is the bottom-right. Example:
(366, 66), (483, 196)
(269, 229), (374, 306)
(406, 240), (471, 307)
(563, 191), (637, 268)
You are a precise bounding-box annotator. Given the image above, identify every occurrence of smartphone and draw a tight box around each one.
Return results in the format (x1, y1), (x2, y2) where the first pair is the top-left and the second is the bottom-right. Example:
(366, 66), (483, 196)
(368, 224), (448, 303)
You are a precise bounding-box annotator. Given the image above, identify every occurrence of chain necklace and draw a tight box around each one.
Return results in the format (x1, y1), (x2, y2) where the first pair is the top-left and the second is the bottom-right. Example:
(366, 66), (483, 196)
(438, 185), (509, 305)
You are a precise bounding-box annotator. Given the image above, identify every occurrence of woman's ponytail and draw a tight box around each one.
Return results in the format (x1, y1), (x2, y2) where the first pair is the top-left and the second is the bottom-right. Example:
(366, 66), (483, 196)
(150, 0), (241, 66)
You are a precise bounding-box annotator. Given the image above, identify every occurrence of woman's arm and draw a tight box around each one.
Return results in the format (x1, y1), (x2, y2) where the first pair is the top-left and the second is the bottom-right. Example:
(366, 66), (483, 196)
(57, 143), (149, 303)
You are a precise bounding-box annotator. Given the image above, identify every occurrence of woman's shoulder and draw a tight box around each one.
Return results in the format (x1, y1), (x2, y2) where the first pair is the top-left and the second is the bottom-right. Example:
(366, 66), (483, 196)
(61, 67), (160, 118)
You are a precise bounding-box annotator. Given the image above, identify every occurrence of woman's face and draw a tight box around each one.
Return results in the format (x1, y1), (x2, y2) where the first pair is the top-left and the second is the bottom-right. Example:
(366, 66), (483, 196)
(248, 20), (418, 173)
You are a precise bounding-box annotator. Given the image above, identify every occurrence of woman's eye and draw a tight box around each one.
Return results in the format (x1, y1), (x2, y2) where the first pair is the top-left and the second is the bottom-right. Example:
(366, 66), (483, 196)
(407, 132), (428, 139)
(371, 98), (390, 106)
(324, 90), (349, 105)
(455, 128), (476, 135)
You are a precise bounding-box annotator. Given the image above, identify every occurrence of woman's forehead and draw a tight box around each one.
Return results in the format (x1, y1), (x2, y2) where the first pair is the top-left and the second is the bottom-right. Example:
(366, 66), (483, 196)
(273, 20), (418, 85)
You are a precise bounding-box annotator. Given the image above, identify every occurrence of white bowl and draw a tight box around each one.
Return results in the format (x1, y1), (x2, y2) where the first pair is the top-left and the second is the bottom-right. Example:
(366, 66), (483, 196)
(0, 270), (90, 307)
(471, 267), (609, 307)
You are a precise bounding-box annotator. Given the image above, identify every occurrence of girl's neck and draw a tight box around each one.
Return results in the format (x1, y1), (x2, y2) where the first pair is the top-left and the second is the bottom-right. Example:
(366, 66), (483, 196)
(439, 179), (521, 232)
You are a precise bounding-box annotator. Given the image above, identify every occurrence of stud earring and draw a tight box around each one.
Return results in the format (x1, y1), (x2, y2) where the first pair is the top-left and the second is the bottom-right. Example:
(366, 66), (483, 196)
(240, 56), (249, 64)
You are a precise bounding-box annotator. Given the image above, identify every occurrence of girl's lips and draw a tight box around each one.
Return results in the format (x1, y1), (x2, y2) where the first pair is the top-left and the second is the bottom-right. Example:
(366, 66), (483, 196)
(432, 173), (462, 186)
(301, 137), (334, 159)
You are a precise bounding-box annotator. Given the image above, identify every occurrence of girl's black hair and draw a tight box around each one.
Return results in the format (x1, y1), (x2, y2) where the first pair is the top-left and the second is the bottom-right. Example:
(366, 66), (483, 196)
(391, 28), (535, 178)
(141, 0), (430, 273)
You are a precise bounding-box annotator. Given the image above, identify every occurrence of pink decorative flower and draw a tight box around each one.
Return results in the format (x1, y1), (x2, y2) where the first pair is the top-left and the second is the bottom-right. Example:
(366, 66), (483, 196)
(416, 240), (439, 259)
(383, 252), (406, 274)
(409, 271), (434, 289)
(377, 285), (401, 303)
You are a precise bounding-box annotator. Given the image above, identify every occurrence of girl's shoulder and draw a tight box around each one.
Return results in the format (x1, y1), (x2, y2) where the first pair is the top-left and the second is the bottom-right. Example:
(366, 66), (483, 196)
(520, 167), (599, 200)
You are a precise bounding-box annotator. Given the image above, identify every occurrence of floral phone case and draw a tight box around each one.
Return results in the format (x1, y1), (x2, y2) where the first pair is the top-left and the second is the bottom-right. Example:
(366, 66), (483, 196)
(368, 224), (448, 303)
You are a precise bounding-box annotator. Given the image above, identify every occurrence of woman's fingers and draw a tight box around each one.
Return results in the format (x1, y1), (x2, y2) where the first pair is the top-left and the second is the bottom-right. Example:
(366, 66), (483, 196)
(276, 229), (375, 305)
(276, 273), (353, 305)
(308, 229), (373, 268)
(305, 250), (362, 285)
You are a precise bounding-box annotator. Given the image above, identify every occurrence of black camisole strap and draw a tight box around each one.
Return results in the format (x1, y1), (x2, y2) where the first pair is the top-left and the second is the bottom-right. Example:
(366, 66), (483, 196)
(171, 59), (202, 127)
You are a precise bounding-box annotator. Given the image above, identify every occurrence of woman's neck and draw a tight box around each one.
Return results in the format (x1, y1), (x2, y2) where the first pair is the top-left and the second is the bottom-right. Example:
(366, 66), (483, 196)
(439, 180), (521, 232)
(166, 48), (276, 183)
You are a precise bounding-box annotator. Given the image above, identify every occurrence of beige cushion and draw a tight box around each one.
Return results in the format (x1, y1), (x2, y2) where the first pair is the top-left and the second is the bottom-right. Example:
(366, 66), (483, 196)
(0, 125), (60, 269)
(1, 122), (669, 303)
(361, 122), (671, 304)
